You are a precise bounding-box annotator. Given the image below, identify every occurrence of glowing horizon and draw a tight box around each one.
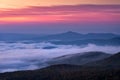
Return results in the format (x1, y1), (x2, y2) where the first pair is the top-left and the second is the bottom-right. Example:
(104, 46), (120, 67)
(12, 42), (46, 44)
(0, 0), (120, 34)
(0, 0), (120, 9)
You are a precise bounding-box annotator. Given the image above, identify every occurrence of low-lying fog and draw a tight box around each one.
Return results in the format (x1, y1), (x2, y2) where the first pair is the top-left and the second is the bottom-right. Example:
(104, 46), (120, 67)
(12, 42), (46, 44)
(0, 42), (120, 73)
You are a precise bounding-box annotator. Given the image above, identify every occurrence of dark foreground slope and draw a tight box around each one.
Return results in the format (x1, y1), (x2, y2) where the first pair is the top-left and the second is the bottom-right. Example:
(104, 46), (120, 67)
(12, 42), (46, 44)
(0, 64), (120, 80)
(0, 52), (120, 80)
(48, 52), (111, 65)
(86, 52), (120, 68)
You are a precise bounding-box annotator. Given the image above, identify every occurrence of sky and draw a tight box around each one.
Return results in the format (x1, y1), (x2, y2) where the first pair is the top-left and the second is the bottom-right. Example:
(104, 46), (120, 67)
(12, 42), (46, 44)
(0, 0), (120, 34)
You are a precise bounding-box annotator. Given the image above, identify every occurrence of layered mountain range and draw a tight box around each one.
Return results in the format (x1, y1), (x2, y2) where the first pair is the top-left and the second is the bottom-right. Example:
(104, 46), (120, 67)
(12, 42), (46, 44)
(1, 31), (120, 46)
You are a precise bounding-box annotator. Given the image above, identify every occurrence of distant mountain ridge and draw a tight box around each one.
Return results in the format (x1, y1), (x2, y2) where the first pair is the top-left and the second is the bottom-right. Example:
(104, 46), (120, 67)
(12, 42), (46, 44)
(0, 32), (120, 46)
(31, 32), (120, 46)
(35, 31), (120, 41)
(0, 31), (119, 41)
(51, 37), (120, 46)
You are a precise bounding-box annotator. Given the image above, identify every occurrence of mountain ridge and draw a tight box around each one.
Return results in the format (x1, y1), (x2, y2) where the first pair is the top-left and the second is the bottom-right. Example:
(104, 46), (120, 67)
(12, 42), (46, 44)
(0, 32), (120, 42)
(85, 52), (120, 68)
(47, 51), (111, 65)
(36, 31), (120, 41)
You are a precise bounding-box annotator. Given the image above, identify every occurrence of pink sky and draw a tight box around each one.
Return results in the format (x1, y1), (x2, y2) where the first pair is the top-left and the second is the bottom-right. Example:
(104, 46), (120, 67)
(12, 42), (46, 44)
(0, 5), (120, 34)
(0, 5), (120, 24)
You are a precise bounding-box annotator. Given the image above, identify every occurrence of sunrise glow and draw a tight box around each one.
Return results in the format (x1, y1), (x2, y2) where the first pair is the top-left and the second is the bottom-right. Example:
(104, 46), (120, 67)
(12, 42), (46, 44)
(0, 0), (120, 33)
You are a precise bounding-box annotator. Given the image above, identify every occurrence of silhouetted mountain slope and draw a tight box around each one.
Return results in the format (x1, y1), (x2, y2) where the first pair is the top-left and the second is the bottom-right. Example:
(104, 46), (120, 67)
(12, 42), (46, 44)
(0, 64), (120, 80)
(47, 52), (111, 65)
(86, 52), (120, 68)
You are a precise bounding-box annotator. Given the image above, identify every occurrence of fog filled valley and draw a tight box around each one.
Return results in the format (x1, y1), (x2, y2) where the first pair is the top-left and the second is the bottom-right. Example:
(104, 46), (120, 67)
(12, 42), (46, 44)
(0, 32), (120, 80)
(0, 41), (120, 73)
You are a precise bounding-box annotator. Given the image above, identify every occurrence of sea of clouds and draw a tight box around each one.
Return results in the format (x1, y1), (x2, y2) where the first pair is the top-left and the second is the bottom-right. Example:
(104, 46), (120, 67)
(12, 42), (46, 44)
(0, 42), (120, 73)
